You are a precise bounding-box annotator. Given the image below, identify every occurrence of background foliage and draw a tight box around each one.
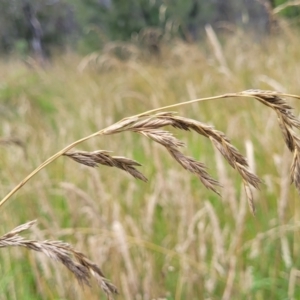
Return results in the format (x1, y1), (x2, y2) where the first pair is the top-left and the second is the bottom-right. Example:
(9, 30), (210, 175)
(0, 0), (299, 55)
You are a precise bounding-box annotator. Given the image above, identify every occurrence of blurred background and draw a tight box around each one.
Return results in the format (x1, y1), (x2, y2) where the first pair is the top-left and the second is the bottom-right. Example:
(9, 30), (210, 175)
(1, 1), (300, 300)
(1, 0), (299, 59)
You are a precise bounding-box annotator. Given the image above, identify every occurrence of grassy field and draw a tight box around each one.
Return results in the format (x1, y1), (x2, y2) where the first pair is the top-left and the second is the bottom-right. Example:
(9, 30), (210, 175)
(1, 30), (300, 300)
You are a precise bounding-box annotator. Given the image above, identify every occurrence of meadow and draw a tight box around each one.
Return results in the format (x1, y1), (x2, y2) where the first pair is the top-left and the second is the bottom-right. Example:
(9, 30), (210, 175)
(1, 29), (300, 300)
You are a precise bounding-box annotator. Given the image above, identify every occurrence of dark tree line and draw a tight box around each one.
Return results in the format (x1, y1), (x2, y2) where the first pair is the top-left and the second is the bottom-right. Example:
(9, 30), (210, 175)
(0, 0), (299, 57)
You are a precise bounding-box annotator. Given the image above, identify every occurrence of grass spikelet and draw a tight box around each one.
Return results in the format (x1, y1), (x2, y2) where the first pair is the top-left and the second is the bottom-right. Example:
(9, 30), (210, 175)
(128, 116), (222, 194)
(240, 89), (300, 194)
(167, 147), (221, 195)
(64, 150), (147, 182)
(157, 113), (261, 214)
(0, 221), (118, 299)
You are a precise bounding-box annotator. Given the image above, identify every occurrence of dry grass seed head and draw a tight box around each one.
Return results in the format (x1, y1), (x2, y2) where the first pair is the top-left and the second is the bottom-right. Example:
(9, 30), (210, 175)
(0, 221), (118, 299)
(241, 90), (300, 194)
(136, 122), (222, 194)
(155, 113), (261, 214)
(64, 150), (147, 182)
(67, 111), (263, 213)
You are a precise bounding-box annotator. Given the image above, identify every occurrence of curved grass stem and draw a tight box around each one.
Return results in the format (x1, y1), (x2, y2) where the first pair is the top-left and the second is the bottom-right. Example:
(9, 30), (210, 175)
(0, 90), (299, 209)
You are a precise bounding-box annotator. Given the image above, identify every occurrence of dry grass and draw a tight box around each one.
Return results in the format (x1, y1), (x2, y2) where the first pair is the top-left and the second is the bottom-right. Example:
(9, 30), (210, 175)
(1, 88), (300, 298)
(2, 31), (300, 299)
(2, 90), (300, 214)
(0, 221), (118, 299)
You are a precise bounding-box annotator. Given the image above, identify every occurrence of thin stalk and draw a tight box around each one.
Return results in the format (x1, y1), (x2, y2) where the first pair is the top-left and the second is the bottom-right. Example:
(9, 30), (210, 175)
(0, 91), (298, 208)
(0, 94), (227, 208)
(0, 131), (103, 208)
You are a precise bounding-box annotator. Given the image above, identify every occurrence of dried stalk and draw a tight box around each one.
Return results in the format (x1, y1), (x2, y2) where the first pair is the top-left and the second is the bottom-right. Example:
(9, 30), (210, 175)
(1, 90), (300, 210)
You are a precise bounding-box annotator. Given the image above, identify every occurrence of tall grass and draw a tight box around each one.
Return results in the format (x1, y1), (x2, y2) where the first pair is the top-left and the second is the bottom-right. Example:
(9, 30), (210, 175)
(1, 31), (300, 299)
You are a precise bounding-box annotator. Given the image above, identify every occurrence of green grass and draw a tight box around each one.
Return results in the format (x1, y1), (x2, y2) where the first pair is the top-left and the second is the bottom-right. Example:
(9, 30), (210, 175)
(1, 31), (300, 299)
